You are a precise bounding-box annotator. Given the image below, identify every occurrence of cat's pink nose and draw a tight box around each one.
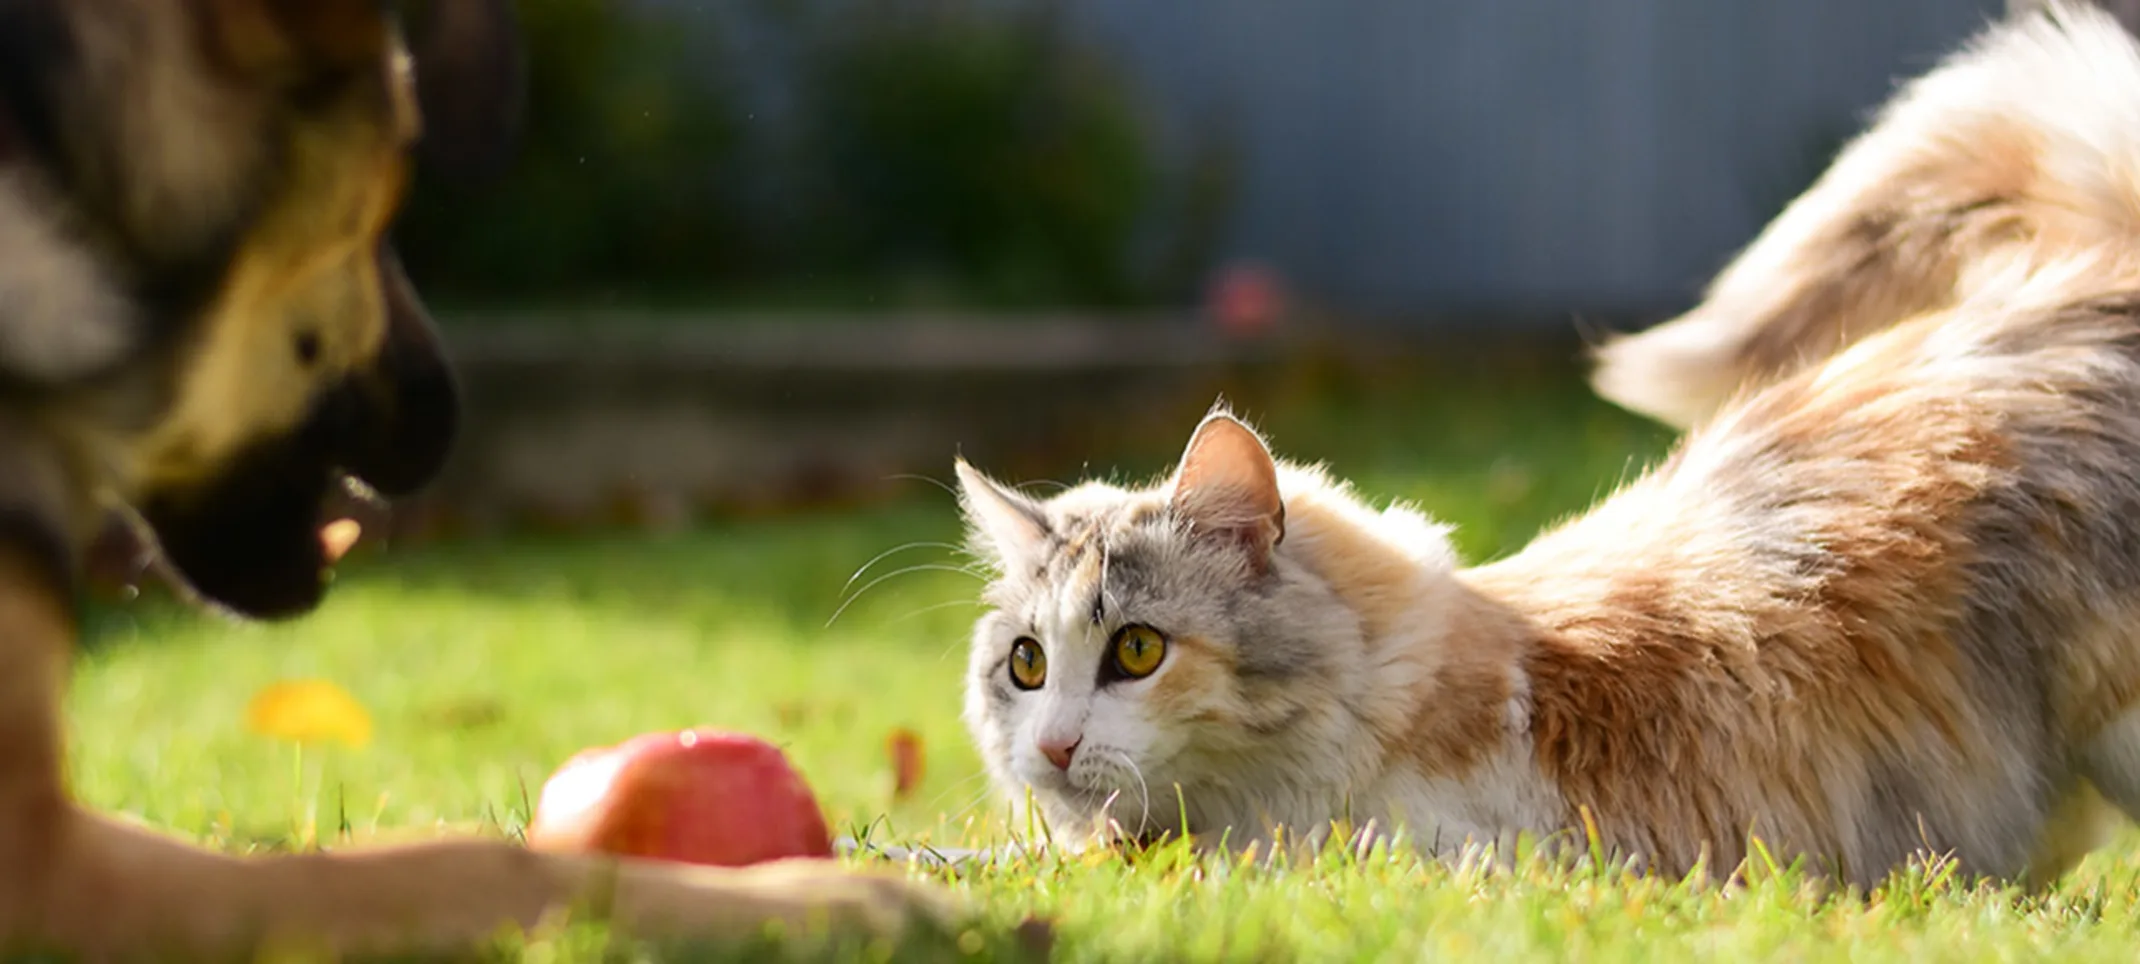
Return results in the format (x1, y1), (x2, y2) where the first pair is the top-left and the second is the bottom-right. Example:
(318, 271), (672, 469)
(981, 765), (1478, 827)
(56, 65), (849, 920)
(1039, 736), (1081, 771)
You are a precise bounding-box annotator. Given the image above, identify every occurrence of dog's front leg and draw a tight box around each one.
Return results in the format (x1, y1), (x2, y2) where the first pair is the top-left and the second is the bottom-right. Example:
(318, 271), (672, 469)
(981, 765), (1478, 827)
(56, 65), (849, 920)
(0, 471), (952, 957)
(35, 807), (945, 959)
(0, 549), (948, 958)
(0, 414), (115, 947)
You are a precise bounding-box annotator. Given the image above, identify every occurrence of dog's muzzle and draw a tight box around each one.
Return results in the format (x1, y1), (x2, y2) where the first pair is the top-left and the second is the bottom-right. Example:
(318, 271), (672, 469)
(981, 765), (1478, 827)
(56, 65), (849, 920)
(136, 249), (459, 621)
(334, 249), (458, 500)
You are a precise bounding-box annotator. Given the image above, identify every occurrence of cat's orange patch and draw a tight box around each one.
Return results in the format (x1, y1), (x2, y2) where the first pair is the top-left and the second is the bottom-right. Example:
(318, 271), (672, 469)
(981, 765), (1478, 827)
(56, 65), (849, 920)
(1400, 596), (1514, 777)
(1278, 487), (1515, 777)
(1494, 331), (2022, 870)
(1283, 497), (1425, 644)
(1144, 635), (1242, 727)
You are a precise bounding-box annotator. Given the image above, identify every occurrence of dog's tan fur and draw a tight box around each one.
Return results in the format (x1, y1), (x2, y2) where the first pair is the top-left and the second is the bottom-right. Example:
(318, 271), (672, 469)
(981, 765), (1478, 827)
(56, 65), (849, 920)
(0, 1), (957, 958)
(1590, 1), (2140, 430)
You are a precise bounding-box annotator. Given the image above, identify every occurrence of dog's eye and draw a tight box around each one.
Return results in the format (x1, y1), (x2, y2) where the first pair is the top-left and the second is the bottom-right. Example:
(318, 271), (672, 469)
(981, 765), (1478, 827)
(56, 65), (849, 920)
(294, 332), (321, 365)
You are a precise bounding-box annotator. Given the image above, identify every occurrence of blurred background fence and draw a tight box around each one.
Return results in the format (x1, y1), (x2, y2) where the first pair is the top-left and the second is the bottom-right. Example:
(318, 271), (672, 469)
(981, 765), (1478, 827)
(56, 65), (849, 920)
(368, 0), (2016, 539)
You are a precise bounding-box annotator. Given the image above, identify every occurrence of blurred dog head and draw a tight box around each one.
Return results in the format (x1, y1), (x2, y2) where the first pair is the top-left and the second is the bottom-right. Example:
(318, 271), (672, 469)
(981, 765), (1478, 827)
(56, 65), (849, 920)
(0, 0), (522, 618)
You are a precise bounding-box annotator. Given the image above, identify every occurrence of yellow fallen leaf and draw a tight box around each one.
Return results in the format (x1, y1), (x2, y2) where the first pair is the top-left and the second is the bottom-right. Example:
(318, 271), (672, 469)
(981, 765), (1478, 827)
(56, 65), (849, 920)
(246, 679), (374, 749)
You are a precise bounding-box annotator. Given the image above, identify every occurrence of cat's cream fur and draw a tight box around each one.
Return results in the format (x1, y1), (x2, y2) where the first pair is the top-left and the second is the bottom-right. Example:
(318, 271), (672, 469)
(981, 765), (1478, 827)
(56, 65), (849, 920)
(954, 5), (2140, 888)
(961, 259), (2140, 886)
(1592, 0), (2140, 430)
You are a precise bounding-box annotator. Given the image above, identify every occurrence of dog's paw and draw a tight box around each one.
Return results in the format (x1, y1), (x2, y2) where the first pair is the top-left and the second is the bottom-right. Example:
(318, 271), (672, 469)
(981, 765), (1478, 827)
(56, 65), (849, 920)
(605, 856), (962, 947)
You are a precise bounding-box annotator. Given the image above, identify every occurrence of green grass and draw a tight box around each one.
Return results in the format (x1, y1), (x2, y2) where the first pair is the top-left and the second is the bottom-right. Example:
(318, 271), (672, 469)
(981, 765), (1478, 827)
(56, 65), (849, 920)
(65, 367), (2140, 960)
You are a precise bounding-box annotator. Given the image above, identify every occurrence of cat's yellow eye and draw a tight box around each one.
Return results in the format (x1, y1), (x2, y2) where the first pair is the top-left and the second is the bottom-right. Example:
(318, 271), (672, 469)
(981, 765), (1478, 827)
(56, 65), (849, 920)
(1111, 625), (1167, 679)
(1009, 637), (1047, 690)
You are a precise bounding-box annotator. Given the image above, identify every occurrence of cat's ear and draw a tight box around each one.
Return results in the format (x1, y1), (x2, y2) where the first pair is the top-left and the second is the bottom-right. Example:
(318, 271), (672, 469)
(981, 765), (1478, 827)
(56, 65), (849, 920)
(1170, 413), (1286, 569)
(956, 458), (1051, 563)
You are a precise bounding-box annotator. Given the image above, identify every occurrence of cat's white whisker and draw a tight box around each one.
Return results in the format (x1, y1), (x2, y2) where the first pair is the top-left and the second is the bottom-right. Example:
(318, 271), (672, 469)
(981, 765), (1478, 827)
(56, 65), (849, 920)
(1095, 790), (1133, 844)
(839, 541), (965, 594)
(882, 597), (984, 629)
(941, 786), (1002, 829)
(883, 472), (961, 498)
(824, 563), (984, 628)
(1122, 756), (1156, 840)
(924, 769), (996, 812)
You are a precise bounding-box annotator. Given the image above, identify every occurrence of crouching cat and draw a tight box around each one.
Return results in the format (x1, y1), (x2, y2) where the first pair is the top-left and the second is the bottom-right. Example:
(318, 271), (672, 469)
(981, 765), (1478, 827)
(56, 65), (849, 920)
(954, 265), (2140, 888)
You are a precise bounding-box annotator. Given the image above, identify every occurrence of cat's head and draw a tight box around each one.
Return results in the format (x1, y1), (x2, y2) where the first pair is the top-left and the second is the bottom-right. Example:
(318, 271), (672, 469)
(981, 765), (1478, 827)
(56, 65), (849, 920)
(954, 410), (1374, 844)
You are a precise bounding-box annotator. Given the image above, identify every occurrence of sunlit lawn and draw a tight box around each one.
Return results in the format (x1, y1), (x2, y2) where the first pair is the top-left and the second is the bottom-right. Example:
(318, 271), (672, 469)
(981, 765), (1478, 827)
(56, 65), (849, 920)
(64, 364), (2140, 960)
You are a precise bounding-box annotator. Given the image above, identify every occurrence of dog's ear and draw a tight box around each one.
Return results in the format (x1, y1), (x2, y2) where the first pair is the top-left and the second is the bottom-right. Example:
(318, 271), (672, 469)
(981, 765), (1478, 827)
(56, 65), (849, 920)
(199, 0), (395, 77)
(194, 0), (526, 177)
(399, 0), (527, 179)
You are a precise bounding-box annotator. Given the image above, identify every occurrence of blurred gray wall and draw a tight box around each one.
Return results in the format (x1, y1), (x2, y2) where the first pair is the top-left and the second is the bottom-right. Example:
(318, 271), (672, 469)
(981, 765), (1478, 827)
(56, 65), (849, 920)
(646, 0), (2012, 321)
(1061, 0), (2008, 320)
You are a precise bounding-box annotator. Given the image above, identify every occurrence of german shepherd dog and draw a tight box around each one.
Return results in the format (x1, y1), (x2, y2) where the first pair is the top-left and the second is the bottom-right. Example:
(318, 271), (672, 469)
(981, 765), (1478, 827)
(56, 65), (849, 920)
(0, 0), (949, 958)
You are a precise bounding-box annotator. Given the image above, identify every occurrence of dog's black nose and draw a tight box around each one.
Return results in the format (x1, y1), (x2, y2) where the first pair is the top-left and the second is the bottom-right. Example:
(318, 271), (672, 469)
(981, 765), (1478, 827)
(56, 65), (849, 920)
(336, 247), (457, 497)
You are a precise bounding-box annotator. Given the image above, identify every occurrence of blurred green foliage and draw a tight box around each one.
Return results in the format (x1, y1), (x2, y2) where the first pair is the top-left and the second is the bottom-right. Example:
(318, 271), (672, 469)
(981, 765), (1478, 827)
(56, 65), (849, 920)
(798, 1), (1153, 307)
(391, 0), (746, 304)
(393, 0), (1223, 313)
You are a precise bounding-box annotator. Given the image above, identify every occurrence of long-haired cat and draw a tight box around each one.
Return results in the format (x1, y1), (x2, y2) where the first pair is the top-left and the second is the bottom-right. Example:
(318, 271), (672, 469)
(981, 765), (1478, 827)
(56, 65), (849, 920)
(1591, 0), (2140, 430)
(953, 1), (2140, 890)
(958, 256), (2140, 888)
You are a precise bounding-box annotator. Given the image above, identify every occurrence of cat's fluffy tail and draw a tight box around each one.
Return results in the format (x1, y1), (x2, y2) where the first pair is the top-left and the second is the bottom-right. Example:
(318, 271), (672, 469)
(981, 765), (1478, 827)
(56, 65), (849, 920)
(1589, 0), (2140, 429)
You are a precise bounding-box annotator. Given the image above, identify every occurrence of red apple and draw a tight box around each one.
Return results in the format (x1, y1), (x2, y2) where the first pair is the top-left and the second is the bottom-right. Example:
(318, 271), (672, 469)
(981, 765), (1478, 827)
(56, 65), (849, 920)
(525, 728), (835, 867)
